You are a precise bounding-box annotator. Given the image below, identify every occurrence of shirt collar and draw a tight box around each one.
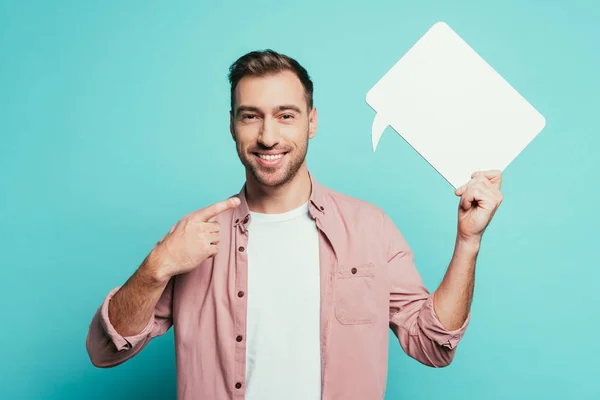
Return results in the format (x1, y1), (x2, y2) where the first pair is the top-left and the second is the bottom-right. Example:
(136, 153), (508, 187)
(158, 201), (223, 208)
(232, 170), (327, 230)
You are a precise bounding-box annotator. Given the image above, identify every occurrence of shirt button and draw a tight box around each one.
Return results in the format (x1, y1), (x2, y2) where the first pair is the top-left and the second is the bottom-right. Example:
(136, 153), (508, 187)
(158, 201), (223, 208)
(237, 291), (245, 298)
(319, 205), (324, 211)
(235, 382), (242, 389)
(238, 246), (245, 252)
(236, 335), (243, 342)
(351, 267), (357, 274)
(235, 218), (240, 223)
(243, 216), (249, 223)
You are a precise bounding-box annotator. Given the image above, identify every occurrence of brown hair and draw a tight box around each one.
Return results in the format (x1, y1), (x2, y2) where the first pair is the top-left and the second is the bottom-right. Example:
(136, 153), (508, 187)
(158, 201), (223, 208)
(228, 49), (314, 112)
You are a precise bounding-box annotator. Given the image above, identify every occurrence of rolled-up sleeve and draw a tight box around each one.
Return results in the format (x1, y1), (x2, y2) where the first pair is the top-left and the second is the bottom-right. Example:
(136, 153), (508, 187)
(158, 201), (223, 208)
(86, 279), (174, 368)
(384, 213), (470, 367)
(417, 294), (470, 350)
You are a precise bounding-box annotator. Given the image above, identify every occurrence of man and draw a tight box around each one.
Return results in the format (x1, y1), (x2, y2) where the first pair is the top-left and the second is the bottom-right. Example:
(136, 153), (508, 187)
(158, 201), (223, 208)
(86, 49), (504, 400)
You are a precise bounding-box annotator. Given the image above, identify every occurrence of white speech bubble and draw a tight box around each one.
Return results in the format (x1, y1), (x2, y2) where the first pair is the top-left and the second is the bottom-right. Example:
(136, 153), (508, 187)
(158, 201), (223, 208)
(366, 21), (546, 189)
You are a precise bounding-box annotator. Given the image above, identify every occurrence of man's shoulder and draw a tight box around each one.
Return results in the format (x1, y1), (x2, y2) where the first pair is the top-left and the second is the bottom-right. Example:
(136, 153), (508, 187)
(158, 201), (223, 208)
(321, 184), (387, 220)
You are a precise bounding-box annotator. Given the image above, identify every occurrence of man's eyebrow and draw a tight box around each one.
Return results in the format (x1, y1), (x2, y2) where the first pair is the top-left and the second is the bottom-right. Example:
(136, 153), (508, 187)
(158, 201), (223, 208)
(235, 105), (303, 115)
(276, 105), (302, 113)
(236, 105), (261, 114)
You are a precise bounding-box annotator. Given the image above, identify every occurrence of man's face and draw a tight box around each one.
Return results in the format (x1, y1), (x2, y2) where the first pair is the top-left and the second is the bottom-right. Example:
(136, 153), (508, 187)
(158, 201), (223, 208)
(230, 70), (317, 187)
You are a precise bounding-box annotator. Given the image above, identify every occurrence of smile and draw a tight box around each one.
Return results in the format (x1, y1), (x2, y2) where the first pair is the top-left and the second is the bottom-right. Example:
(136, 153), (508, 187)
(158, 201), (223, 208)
(258, 154), (284, 160)
(254, 152), (288, 167)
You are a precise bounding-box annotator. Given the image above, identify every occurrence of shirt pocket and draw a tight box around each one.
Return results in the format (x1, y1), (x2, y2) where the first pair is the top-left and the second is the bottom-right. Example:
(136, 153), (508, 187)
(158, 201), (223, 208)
(334, 262), (376, 325)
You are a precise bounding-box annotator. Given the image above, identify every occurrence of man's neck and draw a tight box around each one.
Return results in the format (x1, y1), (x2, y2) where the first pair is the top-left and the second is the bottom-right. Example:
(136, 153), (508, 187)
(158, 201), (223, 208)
(245, 166), (312, 214)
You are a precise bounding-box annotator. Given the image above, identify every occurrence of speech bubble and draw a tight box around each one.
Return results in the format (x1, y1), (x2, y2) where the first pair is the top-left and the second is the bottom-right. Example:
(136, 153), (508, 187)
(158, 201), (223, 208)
(366, 21), (546, 189)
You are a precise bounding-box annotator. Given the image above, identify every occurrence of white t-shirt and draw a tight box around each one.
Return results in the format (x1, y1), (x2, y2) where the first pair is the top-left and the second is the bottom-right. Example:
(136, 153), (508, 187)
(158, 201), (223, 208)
(244, 201), (321, 400)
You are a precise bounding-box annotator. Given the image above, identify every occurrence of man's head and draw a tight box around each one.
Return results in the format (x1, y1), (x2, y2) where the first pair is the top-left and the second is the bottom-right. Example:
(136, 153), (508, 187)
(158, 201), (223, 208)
(228, 50), (317, 187)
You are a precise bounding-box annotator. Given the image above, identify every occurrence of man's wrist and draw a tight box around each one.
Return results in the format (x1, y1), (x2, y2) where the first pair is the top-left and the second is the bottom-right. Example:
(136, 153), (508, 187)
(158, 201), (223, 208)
(139, 250), (171, 286)
(455, 235), (481, 254)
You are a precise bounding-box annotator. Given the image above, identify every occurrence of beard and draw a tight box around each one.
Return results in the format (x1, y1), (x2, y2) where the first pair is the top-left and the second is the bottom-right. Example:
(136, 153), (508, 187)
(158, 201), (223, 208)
(235, 132), (309, 188)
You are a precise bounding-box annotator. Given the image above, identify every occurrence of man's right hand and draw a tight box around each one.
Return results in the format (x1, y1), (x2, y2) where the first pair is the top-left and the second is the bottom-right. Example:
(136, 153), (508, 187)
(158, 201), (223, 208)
(146, 196), (241, 282)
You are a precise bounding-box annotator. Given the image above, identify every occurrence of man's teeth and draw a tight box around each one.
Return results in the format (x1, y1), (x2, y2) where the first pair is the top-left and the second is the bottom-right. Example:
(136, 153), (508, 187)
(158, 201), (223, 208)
(258, 154), (284, 160)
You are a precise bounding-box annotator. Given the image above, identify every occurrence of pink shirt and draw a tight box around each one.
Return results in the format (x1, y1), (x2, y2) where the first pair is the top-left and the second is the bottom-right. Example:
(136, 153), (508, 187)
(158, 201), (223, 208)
(86, 172), (470, 399)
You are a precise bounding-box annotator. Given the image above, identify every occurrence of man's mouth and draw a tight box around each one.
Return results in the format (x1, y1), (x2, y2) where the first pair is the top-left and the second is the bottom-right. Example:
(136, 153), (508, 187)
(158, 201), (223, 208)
(257, 153), (285, 161)
(253, 152), (288, 167)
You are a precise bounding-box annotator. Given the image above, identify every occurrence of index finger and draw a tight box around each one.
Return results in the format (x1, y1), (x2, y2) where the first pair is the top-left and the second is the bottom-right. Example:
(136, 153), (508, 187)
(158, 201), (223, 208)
(195, 197), (241, 222)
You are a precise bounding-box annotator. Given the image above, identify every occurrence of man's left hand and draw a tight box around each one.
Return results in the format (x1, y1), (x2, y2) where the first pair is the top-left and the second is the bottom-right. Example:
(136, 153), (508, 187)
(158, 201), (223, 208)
(454, 170), (504, 244)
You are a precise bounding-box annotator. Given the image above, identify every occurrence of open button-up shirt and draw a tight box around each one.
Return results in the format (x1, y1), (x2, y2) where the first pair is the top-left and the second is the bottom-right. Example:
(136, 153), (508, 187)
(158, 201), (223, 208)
(86, 172), (470, 399)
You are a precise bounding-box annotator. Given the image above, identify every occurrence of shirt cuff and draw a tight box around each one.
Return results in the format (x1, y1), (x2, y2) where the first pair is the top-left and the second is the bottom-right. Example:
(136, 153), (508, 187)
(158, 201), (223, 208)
(418, 294), (470, 350)
(99, 287), (156, 352)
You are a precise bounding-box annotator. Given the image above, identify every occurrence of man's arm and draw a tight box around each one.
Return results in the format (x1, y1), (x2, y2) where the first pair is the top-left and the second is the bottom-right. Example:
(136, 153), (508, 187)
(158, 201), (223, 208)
(386, 213), (470, 368)
(108, 252), (171, 337)
(86, 196), (241, 368)
(432, 237), (479, 331)
(86, 251), (175, 368)
(388, 170), (503, 367)
(434, 170), (503, 330)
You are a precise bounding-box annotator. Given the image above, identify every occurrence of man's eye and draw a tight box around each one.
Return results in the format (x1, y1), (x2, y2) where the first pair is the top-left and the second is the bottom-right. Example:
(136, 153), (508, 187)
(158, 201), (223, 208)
(242, 114), (257, 120)
(281, 114), (294, 120)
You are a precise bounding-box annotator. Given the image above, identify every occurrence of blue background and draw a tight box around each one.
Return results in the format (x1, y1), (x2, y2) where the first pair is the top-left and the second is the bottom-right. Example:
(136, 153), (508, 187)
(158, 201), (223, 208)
(1, 0), (598, 398)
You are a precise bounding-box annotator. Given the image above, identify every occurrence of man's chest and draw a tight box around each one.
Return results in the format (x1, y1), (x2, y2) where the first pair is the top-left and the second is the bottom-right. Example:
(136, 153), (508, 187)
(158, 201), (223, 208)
(246, 219), (321, 312)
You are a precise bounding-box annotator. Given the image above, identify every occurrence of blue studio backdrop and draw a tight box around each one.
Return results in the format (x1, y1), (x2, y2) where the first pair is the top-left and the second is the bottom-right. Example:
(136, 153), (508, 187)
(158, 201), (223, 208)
(1, 0), (599, 399)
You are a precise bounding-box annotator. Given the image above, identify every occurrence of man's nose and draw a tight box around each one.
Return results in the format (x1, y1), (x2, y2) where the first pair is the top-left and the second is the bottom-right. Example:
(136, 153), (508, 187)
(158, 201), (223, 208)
(258, 117), (279, 147)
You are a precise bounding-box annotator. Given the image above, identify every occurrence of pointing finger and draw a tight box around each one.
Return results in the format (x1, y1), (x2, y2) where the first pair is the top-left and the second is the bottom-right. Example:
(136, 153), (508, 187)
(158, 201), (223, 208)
(196, 197), (241, 222)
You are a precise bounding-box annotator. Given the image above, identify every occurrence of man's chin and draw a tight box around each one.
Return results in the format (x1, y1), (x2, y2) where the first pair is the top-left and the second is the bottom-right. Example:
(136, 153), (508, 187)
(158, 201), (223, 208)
(250, 167), (290, 187)
(256, 173), (288, 187)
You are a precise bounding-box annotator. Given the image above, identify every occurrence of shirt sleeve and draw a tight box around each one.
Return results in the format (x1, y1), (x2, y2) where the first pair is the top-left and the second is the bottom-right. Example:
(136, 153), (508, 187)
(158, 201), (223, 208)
(86, 278), (174, 368)
(384, 212), (470, 367)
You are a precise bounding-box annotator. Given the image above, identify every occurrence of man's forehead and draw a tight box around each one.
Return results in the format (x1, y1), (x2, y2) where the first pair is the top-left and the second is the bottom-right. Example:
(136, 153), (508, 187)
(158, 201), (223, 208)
(235, 71), (305, 108)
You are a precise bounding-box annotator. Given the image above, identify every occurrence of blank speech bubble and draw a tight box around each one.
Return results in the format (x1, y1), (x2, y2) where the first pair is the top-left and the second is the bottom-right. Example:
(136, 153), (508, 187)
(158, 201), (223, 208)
(366, 21), (546, 189)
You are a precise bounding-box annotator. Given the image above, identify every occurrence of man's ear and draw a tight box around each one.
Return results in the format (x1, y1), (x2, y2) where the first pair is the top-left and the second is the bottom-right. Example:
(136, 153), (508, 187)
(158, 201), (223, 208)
(308, 107), (318, 139)
(229, 110), (236, 141)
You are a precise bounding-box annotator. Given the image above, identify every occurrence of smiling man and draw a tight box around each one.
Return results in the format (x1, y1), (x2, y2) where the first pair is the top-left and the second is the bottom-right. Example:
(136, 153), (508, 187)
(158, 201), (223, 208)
(86, 49), (504, 400)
